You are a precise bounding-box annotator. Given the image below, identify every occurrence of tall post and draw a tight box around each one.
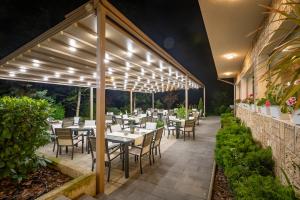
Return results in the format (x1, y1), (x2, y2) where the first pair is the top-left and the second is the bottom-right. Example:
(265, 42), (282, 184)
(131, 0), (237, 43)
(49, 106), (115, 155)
(185, 75), (189, 119)
(234, 84), (236, 116)
(95, 3), (106, 193)
(90, 87), (93, 120)
(130, 90), (133, 114)
(152, 92), (154, 109)
(203, 87), (206, 117)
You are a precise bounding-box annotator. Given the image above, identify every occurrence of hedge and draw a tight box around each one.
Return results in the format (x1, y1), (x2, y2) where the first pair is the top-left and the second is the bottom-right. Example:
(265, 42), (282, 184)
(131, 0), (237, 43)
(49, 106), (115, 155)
(216, 114), (296, 199)
(0, 97), (50, 182)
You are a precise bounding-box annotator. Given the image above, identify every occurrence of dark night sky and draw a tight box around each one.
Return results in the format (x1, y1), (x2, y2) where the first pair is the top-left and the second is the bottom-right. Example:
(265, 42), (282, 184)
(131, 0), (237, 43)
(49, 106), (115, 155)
(0, 0), (233, 112)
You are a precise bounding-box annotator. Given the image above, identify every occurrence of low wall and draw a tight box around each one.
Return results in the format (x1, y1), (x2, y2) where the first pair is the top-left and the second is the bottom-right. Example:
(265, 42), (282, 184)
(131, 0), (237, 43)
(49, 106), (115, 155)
(236, 106), (300, 194)
(36, 157), (96, 200)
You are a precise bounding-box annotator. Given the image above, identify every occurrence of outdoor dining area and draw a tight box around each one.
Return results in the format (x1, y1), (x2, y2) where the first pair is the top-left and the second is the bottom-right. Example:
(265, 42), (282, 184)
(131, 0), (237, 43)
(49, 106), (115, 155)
(44, 107), (202, 183)
(0, 0), (205, 193)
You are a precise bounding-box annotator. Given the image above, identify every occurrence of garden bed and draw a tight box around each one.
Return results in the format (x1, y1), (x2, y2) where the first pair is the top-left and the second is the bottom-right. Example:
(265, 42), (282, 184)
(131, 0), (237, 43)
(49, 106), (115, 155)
(0, 167), (71, 200)
(212, 166), (233, 200)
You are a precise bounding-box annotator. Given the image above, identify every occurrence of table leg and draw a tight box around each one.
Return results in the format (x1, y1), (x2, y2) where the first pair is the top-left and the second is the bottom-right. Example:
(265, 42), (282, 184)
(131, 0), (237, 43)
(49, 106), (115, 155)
(124, 143), (129, 178)
(176, 123), (180, 139)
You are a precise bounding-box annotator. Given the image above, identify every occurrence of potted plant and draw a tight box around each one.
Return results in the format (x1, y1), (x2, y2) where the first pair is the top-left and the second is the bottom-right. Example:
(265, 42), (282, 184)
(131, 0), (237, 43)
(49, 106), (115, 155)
(248, 94), (255, 112)
(257, 98), (267, 114)
(235, 99), (241, 106)
(285, 97), (300, 124)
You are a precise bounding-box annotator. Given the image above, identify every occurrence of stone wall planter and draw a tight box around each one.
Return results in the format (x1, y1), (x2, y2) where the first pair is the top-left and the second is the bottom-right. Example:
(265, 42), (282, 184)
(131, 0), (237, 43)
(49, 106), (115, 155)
(290, 109), (300, 125)
(36, 156), (96, 200)
(270, 105), (281, 119)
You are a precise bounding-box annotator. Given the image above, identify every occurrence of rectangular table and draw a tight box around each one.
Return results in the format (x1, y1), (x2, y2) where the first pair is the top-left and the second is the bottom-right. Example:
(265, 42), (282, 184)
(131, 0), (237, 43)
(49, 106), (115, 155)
(106, 128), (153, 178)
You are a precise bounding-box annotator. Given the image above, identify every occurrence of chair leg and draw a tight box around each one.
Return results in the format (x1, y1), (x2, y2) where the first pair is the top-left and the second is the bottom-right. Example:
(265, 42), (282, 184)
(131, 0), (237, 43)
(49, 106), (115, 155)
(149, 153), (152, 166)
(92, 159), (95, 171)
(139, 156), (143, 174)
(56, 145), (59, 157)
(53, 140), (56, 152)
(184, 132), (186, 141)
(107, 162), (111, 182)
(167, 130), (170, 139)
(158, 146), (161, 158)
(66, 146), (68, 153)
(152, 148), (155, 164)
(71, 146), (74, 160)
(59, 146), (62, 154)
(82, 135), (84, 153)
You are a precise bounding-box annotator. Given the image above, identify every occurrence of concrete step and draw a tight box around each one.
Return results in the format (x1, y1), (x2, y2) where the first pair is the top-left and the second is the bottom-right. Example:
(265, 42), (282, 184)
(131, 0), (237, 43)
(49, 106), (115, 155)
(77, 194), (98, 200)
(54, 195), (71, 200)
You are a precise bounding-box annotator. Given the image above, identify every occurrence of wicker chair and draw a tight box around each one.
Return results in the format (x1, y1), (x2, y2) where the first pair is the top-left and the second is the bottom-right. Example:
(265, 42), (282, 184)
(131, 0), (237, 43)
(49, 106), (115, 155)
(55, 128), (83, 159)
(88, 136), (122, 182)
(116, 117), (128, 129)
(152, 127), (164, 163)
(129, 131), (155, 174)
(179, 120), (196, 141)
(164, 117), (176, 138)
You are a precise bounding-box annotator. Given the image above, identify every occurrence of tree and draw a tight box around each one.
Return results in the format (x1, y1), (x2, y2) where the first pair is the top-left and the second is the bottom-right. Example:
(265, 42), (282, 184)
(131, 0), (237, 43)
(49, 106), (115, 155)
(155, 99), (163, 109)
(198, 97), (204, 112)
(162, 92), (178, 109)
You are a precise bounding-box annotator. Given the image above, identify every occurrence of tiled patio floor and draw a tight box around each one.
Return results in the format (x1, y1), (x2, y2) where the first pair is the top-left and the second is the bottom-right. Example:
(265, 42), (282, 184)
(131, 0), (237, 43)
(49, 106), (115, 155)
(38, 116), (220, 200)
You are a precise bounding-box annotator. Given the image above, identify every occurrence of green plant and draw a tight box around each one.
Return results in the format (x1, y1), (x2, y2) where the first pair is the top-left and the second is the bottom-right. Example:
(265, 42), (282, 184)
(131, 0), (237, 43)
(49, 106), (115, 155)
(215, 114), (296, 199)
(0, 97), (50, 182)
(106, 107), (121, 115)
(262, 2), (300, 109)
(198, 98), (204, 111)
(156, 120), (164, 128)
(176, 105), (186, 119)
(155, 100), (163, 109)
(234, 175), (295, 200)
(256, 98), (267, 106)
(50, 103), (65, 120)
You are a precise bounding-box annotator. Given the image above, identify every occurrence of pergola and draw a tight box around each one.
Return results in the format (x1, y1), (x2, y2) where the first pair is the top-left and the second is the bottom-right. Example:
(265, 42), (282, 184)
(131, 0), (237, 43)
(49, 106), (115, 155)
(0, 0), (205, 193)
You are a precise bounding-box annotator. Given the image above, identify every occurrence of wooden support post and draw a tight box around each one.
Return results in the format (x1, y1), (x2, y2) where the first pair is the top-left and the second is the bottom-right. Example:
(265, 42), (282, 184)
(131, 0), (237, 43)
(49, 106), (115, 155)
(152, 92), (154, 109)
(185, 76), (189, 119)
(203, 87), (206, 117)
(130, 90), (133, 114)
(90, 87), (93, 120)
(95, 2), (106, 193)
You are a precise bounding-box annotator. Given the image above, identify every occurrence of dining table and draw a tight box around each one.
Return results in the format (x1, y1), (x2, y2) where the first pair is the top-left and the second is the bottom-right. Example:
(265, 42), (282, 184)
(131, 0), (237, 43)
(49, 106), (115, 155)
(106, 128), (153, 178)
(67, 125), (153, 179)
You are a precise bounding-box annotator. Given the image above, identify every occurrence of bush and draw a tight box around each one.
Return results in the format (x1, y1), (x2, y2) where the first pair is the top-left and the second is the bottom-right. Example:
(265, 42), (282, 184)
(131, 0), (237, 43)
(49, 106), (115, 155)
(0, 97), (50, 182)
(50, 103), (65, 120)
(234, 175), (295, 200)
(176, 105), (186, 119)
(156, 120), (164, 128)
(215, 114), (296, 199)
(106, 107), (121, 115)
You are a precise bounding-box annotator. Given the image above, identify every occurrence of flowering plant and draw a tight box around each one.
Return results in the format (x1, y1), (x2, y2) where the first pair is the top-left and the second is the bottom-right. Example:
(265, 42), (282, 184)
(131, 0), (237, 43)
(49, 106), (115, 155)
(265, 100), (271, 107)
(284, 97), (297, 113)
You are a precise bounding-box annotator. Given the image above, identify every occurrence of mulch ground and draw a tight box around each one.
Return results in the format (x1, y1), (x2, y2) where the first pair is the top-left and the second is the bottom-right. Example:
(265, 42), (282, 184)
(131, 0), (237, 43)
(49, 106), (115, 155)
(212, 166), (234, 200)
(0, 167), (71, 200)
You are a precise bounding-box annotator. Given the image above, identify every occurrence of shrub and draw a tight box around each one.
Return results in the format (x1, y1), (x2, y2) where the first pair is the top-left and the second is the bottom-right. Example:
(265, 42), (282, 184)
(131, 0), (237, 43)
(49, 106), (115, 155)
(0, 97), (50, 182)
(234, 175), (295, 200)
(106, 107), (121, 115)
(50, 103), (65, 120)
(156, 120), (164, 128)
(216, 114), (296, 199)
(176, 105), (186, 119)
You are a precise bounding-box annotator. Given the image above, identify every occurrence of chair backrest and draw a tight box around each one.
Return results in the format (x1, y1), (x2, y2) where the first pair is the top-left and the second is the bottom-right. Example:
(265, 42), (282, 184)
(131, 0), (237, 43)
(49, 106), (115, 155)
(51, 123), (62, 135)
(105, 115), (113, 120)
(56, 128), (73, 146)
(184, 120), (195, 131)
(154, 127), (164, 147)
(146, 122), (157, 130)
(106, 112), (114, 115)
(73, 117), (80, 125)
(85, 120), (96, 127)
(146, 110), (152, 116)
(88, 137), (109, 161)
(141, 131), (154, 155)
(122, 114), (128, 119)
(116, 118), (124, 126)
(110, 124), (122, 132)
(152, 111), (158, 117)
(163, 110), (168, 116)
(147, 116), (153, 122)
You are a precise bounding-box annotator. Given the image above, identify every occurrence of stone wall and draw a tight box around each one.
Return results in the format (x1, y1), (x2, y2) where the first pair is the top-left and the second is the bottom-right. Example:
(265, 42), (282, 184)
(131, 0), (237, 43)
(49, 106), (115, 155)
(236, 106), (300, 194)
